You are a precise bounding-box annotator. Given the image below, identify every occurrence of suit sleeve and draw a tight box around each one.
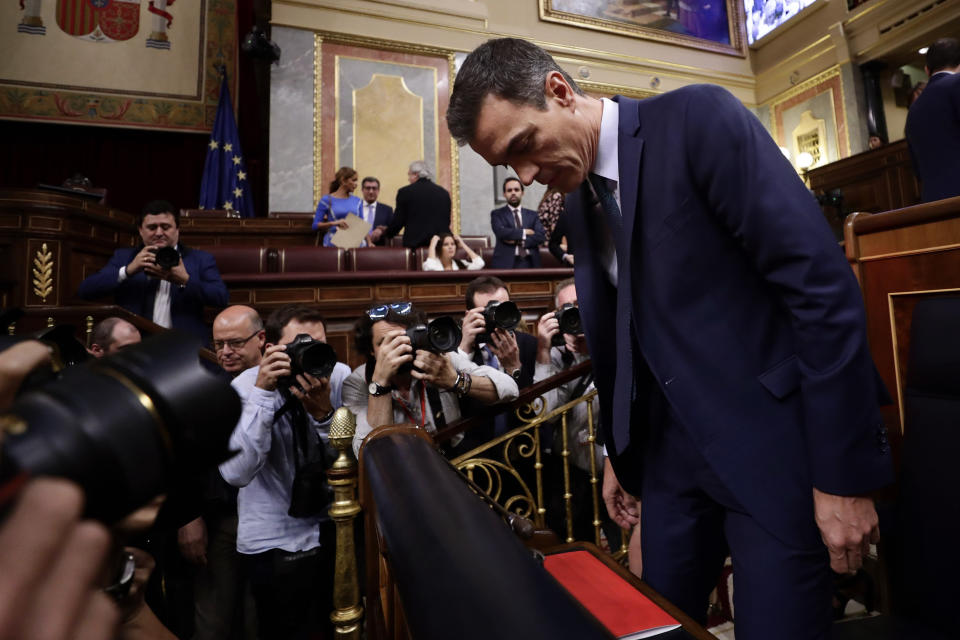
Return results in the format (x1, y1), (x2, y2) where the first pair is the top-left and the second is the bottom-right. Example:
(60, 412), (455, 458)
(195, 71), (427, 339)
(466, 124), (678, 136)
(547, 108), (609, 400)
(491, 209), (523, 243)
(385, 195), (407, 238)
(76, 249), (130, 299)
(182, 251), (229, 308)
(683, 85), (887, 496)
(524, 212), (546, 248)
(549, 215), (568, 263)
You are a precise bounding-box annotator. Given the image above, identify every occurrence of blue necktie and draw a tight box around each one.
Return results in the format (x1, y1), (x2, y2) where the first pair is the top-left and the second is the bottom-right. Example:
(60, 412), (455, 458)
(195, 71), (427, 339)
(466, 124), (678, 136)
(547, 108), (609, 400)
(588, 173), (622, 233)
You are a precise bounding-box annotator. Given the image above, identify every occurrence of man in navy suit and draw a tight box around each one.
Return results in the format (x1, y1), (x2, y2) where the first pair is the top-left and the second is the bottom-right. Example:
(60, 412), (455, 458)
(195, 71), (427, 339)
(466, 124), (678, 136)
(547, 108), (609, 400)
(77, 200), (229, 345)
(360, 176), (394, 245)
(489, 177), (546, 268)
(449, 38), (892, 638)
(905, 37), (960, 203)
(384, 161), (451, 248)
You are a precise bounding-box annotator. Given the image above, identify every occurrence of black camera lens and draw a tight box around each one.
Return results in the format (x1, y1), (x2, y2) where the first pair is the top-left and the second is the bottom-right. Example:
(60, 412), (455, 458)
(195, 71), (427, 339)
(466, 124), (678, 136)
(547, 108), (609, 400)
(154, 246), (180, 270)
(482, 300), (520, 332)
(551, 304), (582, 347)
(0, 331), (241, 523)
(284, 334), (338, 380)
(405, 316), (461, 354)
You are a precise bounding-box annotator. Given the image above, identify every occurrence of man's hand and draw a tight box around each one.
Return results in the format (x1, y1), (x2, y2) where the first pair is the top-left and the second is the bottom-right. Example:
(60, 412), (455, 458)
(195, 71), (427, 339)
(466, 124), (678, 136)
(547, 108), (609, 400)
(563, 254), (575, 266)
(0, 340), (51, 411)
(177, 518), (207, 566)
(0, 479), (120, 640)
(369, 227), (384, 243)
(411, 351), (458, 390)
(371, 329), (413, 387)
(126, 245), (158, 276)
(289, 373), (333, 421)
(255, 345), (291, 391)
(602, 457), (639, 529)
(813, 488), (879, 574)
(459, 307), (486, 354)
(488, 328), (520, 373)
(144, 257), (189, 286)
(536, 312), (558, 363)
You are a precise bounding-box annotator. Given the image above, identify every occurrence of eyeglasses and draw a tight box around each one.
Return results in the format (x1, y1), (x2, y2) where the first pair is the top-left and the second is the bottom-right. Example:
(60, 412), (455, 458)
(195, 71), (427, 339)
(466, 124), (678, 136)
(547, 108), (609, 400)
(213, 329), (261, 352)
(366, 302), (413, 320)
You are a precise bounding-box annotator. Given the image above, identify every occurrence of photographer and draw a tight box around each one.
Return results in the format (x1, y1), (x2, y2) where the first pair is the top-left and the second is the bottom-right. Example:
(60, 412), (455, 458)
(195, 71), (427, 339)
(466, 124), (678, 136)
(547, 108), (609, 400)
(88, 317), (142, 358)
(343, 302), (518, 457)
(77, 200), (228, 346)
(218, 305), (349, 640)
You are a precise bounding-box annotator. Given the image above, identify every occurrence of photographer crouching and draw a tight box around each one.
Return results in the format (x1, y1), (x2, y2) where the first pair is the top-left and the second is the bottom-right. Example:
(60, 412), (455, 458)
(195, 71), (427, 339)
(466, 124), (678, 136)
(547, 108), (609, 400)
(343, 302), (519, 458)
(218, 304), (350, 640)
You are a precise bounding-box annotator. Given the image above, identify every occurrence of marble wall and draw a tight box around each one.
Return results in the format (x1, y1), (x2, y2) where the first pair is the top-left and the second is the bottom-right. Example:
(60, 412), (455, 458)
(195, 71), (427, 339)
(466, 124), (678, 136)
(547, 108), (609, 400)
(269, 27), (316, 214)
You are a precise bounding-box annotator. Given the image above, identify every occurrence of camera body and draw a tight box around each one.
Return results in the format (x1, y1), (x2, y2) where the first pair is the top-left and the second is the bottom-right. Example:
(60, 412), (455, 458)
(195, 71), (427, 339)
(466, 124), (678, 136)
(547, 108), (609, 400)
(283, 334), (338, 382)
(398, 316), (461, 375)
(478, 300), (520, 345)
(152, 246), (180, 270)
(551, 303), (583, 347)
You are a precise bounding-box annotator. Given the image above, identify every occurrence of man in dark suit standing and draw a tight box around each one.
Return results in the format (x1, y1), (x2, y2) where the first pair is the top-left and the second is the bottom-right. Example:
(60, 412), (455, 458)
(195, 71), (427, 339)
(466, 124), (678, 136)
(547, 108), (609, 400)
(448, 38), (892, 638)
(490, 177), (546, 269)
(77, 199), (229, 345)
(905, 37), (960, 203)
(384, 161), (451, 248)
(360, 176), (394, 245)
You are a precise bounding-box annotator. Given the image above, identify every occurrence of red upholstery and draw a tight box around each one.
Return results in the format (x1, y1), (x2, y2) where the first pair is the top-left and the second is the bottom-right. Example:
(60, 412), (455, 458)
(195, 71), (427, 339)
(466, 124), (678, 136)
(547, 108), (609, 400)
(392, 234), (490, 251)
(414, 246), (481, 270)
(280, 247), (346, 272)
(538, 247), (562, 268)
(199, 246), (269, 274)
(349, 247), (412, 271)
(269, 211), (315, 219)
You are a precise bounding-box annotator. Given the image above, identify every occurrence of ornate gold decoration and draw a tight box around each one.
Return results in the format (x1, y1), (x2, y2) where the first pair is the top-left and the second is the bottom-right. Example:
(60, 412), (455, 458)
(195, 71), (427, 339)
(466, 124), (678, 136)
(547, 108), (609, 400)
(766, 65), (851, 161)
(32, 243), (54, 302)
(0, 415), (27, 436)
(85, 316), (95, 348)
(327, 408), (363, 638)
(314, 33), (324, 207)
(448, 52), (461, 234)
(579, 79), (657, 100)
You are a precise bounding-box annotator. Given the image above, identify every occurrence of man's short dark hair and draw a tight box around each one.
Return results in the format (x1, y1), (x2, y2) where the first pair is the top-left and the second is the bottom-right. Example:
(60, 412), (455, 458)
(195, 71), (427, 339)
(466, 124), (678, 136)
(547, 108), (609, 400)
(447, 38), (584, 145)
(354, 304), (427, 358)
(265, 304), (327, 344)
(502, 176), (523, 193)
(465, 275), (508, 309)
(138, 200), (179, 228)
(90, 317), (125, 351)
(926, 38), (960, 74)
(361, 177), (380, 188)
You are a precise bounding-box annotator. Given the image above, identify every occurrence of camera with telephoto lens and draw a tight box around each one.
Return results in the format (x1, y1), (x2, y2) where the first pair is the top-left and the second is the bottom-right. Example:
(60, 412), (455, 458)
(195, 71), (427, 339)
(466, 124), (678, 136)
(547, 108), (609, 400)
(0, 330), (241, 523)
(281, 334), (338, 389)
(153, 246), (180, 270)
(478, 299), (521, 344)
(551, 303), (583, 347)
(398, 316), (461, 374)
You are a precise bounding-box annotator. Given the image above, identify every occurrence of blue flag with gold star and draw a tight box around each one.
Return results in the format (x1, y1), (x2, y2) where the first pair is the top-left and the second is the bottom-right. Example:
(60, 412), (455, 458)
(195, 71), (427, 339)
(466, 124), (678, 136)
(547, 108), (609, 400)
(199, 73), (254, 217)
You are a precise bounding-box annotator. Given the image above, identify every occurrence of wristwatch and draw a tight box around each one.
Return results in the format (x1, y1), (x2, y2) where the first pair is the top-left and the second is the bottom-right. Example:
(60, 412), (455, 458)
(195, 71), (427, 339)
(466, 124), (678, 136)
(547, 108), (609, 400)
(368, 380), (391, 397)
(510, 368), (522, 382)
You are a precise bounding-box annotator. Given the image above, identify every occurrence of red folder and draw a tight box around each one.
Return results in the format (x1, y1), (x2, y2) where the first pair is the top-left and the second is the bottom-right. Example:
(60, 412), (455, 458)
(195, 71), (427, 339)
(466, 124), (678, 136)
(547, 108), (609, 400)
(544, 550), (681, 639)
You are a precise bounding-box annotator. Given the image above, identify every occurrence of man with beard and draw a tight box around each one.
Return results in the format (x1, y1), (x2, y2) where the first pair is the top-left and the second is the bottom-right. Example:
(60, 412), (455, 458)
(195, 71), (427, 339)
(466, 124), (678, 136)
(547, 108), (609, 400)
(490, 177), (545, 269)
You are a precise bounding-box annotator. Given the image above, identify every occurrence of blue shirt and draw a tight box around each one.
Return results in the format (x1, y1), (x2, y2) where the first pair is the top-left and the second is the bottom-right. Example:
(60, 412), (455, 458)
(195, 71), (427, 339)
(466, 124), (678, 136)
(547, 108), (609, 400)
(219, 361), (351, 554)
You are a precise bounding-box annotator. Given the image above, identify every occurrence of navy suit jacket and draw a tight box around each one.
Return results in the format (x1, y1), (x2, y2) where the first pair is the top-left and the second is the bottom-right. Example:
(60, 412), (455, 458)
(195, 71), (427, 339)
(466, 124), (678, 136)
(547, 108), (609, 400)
(567, 86), (892, 547)
(385, 178), (451, 248)
(77, 245), (229, 345)
(905, 71), (960, 202)
(367, 202), (394, 245)
(490, 206), (546, 269)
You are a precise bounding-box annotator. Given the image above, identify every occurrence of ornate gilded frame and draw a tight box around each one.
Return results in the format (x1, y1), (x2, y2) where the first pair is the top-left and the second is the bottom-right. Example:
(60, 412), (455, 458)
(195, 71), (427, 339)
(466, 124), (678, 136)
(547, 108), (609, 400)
(312, 32), (460, 233)
(539, 0), (747, 58)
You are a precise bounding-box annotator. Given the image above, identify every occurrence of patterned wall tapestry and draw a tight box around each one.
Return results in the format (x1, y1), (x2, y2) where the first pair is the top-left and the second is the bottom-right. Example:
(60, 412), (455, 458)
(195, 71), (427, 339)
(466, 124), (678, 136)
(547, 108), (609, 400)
(0, 0), (237, 132)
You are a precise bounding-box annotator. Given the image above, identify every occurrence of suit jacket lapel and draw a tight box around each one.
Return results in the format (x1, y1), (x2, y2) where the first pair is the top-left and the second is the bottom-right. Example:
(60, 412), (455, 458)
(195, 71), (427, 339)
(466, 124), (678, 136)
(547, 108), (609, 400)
(613, 96), (644, 252)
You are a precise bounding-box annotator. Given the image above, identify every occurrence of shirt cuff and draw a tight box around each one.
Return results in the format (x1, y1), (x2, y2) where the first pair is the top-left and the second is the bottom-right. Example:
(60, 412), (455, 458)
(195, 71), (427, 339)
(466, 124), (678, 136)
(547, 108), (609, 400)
(118, 265), (128, 282)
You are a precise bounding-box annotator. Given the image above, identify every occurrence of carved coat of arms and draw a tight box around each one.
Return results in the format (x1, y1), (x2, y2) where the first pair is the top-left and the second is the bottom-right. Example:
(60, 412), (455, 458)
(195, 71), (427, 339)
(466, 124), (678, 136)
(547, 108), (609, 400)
(56, 0), (141, 42)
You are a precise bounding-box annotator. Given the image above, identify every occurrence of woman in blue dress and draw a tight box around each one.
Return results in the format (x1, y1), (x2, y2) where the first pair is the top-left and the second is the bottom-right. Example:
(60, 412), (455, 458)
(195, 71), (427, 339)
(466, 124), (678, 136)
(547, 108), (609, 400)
(313, 166), (363, 246)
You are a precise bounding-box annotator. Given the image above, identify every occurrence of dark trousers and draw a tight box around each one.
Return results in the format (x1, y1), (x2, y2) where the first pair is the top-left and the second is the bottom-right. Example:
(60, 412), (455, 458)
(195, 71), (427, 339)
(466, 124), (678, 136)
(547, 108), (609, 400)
(194, 513), (256, 640)
(243, 523), (335, 640)
(639, 412), (833, 639)
(512, 255), (535, 269)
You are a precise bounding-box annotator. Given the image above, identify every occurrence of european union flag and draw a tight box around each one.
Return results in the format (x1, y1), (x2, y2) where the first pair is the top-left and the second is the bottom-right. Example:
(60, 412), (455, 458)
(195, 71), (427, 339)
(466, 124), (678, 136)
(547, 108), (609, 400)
(199, 73), (254, 217)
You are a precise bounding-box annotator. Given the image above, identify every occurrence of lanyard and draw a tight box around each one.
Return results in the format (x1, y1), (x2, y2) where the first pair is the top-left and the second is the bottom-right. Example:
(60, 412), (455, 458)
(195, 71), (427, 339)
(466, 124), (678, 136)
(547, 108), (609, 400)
(394, 381), (427, 430)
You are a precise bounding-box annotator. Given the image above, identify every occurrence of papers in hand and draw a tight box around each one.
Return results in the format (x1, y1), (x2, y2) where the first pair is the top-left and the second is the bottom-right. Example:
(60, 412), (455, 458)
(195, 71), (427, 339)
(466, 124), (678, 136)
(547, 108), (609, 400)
(330, 213), (373, 248)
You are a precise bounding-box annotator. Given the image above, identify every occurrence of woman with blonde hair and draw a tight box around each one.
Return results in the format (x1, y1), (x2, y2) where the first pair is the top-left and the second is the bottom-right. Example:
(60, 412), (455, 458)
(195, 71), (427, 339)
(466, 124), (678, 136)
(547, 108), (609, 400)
(312, 166), (363, 246)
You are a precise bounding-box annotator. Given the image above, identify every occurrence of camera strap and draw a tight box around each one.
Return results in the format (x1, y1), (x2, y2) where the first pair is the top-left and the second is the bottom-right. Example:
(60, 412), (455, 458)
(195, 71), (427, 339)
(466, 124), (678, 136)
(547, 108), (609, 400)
(395, 381), (428, 430)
